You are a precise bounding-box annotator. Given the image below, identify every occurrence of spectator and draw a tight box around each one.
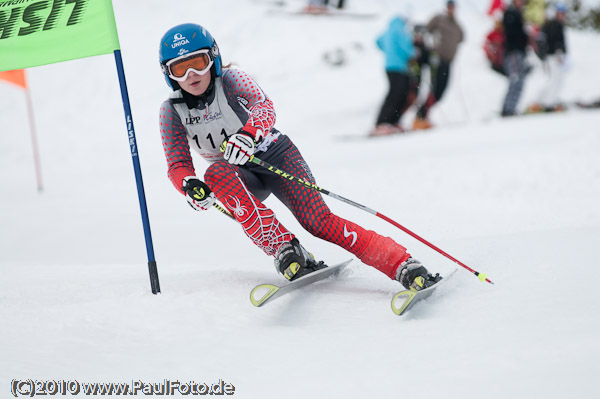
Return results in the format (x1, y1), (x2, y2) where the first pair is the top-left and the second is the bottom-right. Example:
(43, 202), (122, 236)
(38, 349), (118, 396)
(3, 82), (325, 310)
(371, 16), (415, 136)
(524, 0), (546, 28)
(413, 0), (464, 130)
(529, 3), (570, 112)
(501, 0), (530, 117)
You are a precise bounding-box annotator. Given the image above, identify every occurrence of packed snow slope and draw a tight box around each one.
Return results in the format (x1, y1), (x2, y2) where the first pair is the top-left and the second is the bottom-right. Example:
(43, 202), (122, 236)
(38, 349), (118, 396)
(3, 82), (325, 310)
(1, 0), (600, 398)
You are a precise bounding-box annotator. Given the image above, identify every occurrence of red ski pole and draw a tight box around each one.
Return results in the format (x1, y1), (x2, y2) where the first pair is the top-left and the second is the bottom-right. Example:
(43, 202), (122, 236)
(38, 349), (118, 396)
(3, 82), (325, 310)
(248, 155), (493, 284)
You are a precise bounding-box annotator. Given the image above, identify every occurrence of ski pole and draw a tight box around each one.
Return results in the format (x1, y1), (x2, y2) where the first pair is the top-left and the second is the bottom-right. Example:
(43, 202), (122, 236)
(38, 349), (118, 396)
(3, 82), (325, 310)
(247, 154), (493, 284)
(213, 202), (234, 219)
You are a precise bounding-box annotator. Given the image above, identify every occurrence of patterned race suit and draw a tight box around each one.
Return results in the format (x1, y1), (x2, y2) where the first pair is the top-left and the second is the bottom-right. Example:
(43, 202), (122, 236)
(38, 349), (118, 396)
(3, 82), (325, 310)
(159, 68), (410, 279)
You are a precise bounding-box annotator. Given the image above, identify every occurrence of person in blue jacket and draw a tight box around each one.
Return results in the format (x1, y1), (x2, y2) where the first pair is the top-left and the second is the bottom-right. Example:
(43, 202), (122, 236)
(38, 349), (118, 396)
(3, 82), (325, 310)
(371, 16), (415, 136)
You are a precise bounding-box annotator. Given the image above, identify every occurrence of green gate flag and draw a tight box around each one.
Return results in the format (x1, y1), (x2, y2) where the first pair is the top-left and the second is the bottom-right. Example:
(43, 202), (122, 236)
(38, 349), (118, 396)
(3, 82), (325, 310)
(0, 0), (120, 71)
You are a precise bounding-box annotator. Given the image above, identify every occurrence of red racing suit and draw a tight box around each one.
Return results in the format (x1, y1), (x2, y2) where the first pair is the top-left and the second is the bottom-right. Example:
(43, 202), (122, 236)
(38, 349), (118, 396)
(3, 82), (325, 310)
(159, 68), (410, 279)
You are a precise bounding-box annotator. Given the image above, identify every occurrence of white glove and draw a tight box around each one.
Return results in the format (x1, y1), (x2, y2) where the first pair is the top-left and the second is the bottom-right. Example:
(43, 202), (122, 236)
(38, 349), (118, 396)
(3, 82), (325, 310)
(223, 130), (256, 166)
(182, 176), (216, 211)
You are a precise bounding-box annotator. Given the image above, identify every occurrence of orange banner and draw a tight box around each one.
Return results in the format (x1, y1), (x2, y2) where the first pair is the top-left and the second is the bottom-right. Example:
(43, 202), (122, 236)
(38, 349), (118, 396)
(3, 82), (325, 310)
(0, 70), (27, 89)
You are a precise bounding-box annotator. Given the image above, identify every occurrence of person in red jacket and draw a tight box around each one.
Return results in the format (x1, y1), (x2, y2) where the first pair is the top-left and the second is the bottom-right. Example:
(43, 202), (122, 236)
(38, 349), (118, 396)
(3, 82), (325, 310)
(158, 23), (441, 290)
(483, 19), (506, 76)
(487, 0), (505, 16)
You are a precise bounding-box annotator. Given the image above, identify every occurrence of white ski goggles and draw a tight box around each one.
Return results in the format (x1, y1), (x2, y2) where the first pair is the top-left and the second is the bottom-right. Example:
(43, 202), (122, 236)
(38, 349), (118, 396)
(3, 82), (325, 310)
(164, 49), (214, 82)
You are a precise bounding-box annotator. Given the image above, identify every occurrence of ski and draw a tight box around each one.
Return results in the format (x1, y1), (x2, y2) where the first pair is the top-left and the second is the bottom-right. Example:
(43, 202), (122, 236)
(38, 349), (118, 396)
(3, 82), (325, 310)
(249, 259), (352, 307)
(335, 130), (414, 141)
(575, 100), (600, 109)
(267, 8), (378, 19)
(391, 269), (457, 315)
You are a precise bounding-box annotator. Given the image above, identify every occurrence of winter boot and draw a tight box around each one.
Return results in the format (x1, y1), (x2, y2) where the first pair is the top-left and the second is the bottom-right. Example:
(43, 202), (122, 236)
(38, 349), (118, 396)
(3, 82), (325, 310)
(369, 124), (405, 137)
(412, 117), (433, 130)
(395, 257), (441, 290)
(274, 238), (327, 281)
(526, 103), (543, 114)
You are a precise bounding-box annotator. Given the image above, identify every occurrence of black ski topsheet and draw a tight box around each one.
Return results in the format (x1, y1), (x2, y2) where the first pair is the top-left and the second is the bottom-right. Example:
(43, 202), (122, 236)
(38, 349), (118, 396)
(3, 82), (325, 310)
(250, 259), (352, 307)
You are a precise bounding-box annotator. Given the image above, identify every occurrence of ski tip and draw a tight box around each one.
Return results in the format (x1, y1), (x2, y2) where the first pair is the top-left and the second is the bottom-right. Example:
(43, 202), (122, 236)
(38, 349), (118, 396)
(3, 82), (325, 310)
(250, 284), (279, 307)
(390, 290), (417, 315)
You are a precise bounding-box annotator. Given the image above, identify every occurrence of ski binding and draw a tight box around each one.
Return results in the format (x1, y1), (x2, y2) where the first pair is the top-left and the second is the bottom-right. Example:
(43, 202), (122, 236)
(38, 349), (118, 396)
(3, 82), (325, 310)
(391, 269), (457, 315)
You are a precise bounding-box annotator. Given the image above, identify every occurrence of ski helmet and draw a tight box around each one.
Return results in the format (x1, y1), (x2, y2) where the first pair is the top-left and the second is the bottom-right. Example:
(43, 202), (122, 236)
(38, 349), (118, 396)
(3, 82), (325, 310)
(159, 23), (222, 90)
(555, 3), (567, 14)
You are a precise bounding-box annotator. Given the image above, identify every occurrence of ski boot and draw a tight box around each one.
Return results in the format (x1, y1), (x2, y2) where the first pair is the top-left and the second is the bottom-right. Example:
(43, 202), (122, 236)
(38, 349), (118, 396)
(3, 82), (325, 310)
(274, 238), (327, 281)
(395, 257), (442, 291)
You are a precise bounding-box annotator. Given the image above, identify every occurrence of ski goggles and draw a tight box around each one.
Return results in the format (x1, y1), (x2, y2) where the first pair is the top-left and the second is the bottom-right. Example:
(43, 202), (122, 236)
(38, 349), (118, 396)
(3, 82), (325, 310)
(165, 49), (214, 82)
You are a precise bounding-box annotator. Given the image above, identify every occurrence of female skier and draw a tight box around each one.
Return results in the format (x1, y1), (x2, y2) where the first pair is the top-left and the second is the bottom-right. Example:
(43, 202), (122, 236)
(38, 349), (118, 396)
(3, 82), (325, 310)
(158, 23), (436, 290)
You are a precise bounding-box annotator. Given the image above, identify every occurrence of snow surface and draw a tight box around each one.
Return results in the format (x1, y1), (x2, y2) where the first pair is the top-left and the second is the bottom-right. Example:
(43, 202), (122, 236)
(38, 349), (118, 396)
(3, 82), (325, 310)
(1, 0), (600, 398)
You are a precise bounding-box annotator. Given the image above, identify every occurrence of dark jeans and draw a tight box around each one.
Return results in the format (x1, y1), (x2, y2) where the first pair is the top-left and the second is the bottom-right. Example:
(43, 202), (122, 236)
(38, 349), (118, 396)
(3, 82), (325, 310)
(502, 50), (528, 115)
(417, 58), (451, 119)
(323, 0), (345, 8)
(376, 71), (410, 125)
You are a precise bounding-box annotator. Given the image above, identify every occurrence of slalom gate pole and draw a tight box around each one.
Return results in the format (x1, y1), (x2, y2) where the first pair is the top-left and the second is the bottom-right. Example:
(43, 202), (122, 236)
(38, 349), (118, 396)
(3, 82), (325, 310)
(24, 85), (44, 192)
(114, 50), (161, 294)
(248, 155), (493, 284)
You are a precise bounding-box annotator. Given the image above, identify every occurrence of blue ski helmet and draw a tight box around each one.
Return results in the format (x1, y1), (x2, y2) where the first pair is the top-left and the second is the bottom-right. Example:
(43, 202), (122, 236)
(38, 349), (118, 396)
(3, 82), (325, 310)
(159, 23), (222, 90)
(555, 3), (567, 13)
